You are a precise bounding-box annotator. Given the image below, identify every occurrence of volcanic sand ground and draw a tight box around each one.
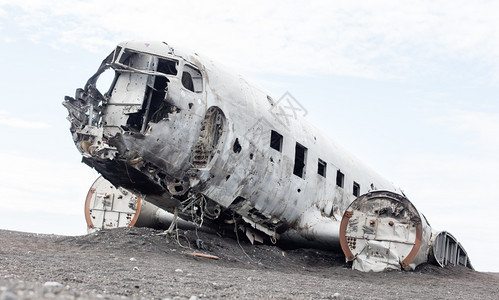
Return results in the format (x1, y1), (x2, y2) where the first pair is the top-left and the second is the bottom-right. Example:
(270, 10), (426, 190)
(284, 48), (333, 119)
(0, 227), (498, 299)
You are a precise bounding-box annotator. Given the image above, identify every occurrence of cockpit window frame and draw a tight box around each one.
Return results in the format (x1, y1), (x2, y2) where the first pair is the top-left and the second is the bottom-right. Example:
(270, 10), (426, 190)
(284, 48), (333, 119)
(112, 47), (179, 76)
(111, 47), (203, 93)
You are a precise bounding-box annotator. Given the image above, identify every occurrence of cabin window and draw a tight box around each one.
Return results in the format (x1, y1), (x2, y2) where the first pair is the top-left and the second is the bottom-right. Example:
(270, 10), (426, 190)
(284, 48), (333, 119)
(318, 159), (326, 177)
(182, 72), (194, 91)
(293, 143), (307, 178)
(270, 130), (283, 152)
(336, 170), (344, 188)
(182, 64), (203, 92)
(353, 181), (360, 197)
(233, 138), (241, 153)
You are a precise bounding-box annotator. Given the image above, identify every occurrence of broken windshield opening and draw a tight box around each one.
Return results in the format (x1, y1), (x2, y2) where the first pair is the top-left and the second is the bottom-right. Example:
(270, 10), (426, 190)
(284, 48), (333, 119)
(95, 68), (115, 97)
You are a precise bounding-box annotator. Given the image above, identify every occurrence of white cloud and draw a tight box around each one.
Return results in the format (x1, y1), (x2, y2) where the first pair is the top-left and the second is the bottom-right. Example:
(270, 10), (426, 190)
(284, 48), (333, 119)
(2, 36), (13, 43)
(0, 111), (51, 129)
(428, 110), (499, 153)
(397, 153), (498, 203)
(0, 152), (97, 215)
(2, 0), (499, 81)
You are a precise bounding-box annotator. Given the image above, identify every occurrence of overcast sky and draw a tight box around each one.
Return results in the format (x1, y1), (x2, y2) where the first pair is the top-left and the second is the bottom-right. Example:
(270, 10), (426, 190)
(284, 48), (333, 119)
(0, 1), (498, 272)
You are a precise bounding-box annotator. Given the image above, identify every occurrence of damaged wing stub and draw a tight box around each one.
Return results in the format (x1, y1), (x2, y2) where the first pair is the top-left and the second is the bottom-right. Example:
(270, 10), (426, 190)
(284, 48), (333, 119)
(430, 231), (473, 269)
(339, 191), (473, 272)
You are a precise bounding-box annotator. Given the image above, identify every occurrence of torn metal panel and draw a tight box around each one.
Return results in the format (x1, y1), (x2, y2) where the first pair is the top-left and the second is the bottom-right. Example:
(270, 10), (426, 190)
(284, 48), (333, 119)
(65, 41), (472, 272)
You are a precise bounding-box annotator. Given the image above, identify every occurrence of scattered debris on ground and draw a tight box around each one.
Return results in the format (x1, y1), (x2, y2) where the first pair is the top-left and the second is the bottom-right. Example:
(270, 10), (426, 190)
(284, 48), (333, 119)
(1, 227), (497, 299)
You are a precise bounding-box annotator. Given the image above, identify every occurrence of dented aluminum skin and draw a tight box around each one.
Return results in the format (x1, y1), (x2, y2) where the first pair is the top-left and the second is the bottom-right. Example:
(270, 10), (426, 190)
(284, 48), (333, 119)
(64, 41), (472, 272)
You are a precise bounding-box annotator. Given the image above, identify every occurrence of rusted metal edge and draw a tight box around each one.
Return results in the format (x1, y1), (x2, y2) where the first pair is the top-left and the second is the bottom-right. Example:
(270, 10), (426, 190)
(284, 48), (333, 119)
(131, 197), (142, 227)
(339, 210), (355, 261)
(400, 221), (422, 270)
(184, 252), (220, 260)
(84, 188), (97, 229)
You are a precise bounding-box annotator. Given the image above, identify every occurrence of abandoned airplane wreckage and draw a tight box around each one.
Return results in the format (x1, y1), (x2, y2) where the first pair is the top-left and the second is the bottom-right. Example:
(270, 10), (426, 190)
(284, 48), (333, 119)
(64, 41), (472, 272)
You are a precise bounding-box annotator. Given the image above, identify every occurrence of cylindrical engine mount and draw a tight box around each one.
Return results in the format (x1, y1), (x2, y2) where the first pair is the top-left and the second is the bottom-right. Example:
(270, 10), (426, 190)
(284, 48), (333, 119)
(85, 176), (196, 233)
(85, 176), (142, 232)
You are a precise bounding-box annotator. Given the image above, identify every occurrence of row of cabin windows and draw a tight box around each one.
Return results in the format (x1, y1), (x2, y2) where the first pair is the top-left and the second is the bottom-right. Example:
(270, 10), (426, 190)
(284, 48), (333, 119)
(270, 130), (361, 197)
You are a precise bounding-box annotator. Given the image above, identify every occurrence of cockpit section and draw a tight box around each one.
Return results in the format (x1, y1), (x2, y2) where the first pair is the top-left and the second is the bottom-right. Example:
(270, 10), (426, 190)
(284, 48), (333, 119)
(64, 44), (205, 154)
(93, 46), (181, 135)
(63, 43), (208, 205)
